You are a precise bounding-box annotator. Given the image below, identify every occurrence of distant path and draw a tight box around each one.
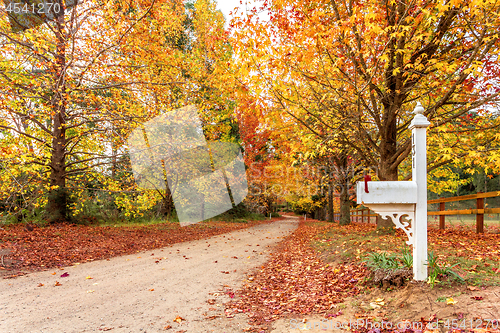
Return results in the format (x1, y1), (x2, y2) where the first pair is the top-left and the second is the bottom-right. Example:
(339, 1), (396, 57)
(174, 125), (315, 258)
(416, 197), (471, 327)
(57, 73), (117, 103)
(0, 217), (299, 332)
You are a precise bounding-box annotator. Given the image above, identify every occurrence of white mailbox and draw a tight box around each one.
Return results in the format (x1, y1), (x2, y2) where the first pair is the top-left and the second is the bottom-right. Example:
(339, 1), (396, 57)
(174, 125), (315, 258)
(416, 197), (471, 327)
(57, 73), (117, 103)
(357, 181), (416, 247)
(357, 181), (417, 204)
(356, 102), (430, 281)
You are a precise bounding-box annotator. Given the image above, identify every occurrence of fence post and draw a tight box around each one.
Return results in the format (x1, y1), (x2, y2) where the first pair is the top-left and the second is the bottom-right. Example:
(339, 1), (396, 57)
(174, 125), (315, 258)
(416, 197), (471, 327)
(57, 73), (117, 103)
(477, 192), (484, 234)
(439, 201), (445, 230)
(362, 209), (365, 223)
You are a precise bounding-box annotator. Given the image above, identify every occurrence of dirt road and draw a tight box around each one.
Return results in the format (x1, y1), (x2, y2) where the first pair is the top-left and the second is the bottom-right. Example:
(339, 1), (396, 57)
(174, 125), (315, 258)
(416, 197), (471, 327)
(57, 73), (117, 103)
(0, 217), (299, 333)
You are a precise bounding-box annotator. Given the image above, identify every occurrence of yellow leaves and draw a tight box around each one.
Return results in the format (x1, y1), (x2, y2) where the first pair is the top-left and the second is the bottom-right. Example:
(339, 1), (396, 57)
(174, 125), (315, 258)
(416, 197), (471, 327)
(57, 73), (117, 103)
(446, 297), (457, 305)
(367, 24), (384, 35)
(369, 297), (385, 308)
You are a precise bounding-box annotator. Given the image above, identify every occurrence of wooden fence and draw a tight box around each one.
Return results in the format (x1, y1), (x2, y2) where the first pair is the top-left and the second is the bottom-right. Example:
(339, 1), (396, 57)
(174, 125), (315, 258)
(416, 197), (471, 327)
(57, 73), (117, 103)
(334, 190), (500, 233)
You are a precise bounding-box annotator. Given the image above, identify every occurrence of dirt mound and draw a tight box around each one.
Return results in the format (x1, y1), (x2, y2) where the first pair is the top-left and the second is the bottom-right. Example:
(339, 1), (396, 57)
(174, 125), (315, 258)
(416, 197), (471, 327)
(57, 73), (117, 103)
(372, 268), (413, 288)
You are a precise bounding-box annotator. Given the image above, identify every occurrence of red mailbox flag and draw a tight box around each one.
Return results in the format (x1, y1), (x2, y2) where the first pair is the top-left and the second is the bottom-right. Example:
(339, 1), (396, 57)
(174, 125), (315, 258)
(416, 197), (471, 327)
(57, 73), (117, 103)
(364, 175), (371, 193)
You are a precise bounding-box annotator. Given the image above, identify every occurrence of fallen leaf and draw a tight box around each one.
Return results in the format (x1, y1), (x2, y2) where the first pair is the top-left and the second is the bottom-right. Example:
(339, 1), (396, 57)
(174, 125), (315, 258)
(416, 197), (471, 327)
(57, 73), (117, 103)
(54, 281), (61, 286)
(173, 315), (184, 323)
(205, 315), (219, 320)
(86, 276), (93, 280)
(37, 283), (44, 287)
(471, 296), (483, 300)
(86, 290), (94, 293)
(60, 272), (69, 277)
(446, 297), (457, 305)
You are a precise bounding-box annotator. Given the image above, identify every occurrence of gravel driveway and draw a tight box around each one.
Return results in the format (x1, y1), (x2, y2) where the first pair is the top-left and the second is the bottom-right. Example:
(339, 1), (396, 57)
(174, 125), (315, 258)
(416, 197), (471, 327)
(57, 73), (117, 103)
(0, 217), (299, 333)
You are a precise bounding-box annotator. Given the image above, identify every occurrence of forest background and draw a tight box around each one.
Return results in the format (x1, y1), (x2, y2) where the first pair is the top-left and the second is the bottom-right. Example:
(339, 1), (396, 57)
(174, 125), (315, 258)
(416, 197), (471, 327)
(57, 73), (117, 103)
(1, 0), (500, 229)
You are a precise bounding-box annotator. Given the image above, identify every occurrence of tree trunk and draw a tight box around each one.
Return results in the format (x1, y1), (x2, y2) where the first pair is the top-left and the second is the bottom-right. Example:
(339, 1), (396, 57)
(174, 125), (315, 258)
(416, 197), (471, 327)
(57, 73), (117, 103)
(327, 170), (334, 222)
(162, 187), (174, 217)
(339, 179), (350, 225)
(338, 154), (351, 225)
(376, 106), (399, 231)
(111, 128), (117, 179)
(46, 9), (68, 223)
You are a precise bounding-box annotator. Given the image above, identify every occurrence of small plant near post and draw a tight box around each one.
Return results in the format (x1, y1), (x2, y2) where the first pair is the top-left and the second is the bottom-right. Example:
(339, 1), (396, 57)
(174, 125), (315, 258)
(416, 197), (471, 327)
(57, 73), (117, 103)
(426, 252), (464, 288)
(363, 243), (414, 289)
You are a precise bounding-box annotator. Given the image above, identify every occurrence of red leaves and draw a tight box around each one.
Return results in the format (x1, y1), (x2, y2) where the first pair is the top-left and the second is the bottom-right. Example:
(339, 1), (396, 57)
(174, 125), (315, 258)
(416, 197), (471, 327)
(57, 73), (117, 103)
(0, 220), (268, 273)
(226, 221), (368, 329)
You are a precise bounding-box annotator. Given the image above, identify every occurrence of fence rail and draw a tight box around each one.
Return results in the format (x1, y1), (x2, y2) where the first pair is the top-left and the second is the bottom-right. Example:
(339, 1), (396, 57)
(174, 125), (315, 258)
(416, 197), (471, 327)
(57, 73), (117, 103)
(335, 190), (500, 233)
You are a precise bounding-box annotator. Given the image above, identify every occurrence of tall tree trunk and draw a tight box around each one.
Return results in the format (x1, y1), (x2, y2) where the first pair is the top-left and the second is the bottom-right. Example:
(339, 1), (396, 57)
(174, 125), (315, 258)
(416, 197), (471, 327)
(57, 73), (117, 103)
(47, 7), (68, 223)
(376, 106), (399, 231)
(111, 131), (117, 179)
(339, 175), (350, 226)
(336, 153), (351, 226)
(162, 187), (174, 217)
(327, 168), (334, 222)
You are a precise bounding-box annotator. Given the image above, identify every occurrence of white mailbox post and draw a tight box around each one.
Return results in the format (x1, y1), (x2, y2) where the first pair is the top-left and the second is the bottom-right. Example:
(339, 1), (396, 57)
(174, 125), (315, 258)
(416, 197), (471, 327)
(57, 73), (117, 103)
(356, 102), (430, 281)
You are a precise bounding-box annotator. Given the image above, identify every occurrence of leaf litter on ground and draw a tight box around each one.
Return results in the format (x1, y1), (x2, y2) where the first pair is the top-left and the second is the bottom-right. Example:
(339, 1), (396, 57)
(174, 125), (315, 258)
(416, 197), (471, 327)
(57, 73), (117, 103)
(0, 219), (275, 275)
(225, 220), (369, 331)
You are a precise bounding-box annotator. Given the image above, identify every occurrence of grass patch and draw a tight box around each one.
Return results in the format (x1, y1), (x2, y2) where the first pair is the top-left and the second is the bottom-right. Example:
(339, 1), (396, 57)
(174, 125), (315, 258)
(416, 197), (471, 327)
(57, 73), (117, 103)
(311, 222), (500, 287)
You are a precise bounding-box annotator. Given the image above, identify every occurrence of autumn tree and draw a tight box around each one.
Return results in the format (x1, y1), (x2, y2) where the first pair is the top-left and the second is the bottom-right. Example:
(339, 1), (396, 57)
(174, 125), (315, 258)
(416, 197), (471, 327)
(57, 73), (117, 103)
(0, 0), (233, 223)
(231, 0), (500, 228)
(1, 0), (159, 222)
